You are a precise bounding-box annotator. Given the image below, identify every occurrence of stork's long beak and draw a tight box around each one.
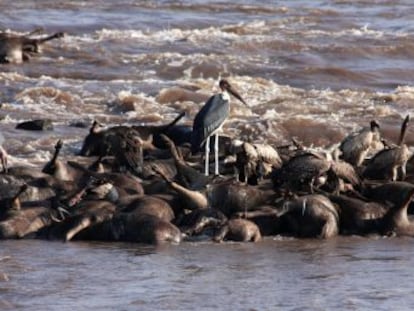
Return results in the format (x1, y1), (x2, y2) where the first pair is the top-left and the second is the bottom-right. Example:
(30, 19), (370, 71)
(227, 85), (249, 107)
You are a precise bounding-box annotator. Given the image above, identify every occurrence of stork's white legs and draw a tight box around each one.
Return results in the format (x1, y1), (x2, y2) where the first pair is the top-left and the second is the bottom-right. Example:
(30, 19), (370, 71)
(214, 133), (219, 175)
(204, 134), (220, 176)
(205, 136), (210, 176)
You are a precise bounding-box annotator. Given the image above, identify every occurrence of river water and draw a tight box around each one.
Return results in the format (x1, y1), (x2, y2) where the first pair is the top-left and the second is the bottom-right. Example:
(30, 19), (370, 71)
(1, 1), (414, 310)
(1, 237), (414, 310)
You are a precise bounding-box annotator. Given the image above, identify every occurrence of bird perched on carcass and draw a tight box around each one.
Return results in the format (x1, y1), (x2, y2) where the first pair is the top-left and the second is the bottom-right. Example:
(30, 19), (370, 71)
(363, 115), (410, 181)
(191, 79), (248, 176)
(339, 120), (381, 167)
(230, 140), (282, 185)
(324, 148), (362, 194)
(271, 150), (331, 194)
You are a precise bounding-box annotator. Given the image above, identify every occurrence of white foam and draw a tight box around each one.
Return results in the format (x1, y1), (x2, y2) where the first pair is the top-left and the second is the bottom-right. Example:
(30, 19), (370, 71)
(93, 20), (277, 46)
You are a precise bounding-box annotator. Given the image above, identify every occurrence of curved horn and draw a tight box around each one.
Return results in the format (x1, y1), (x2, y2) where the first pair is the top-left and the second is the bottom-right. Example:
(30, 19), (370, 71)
(398, 115), (410, 146)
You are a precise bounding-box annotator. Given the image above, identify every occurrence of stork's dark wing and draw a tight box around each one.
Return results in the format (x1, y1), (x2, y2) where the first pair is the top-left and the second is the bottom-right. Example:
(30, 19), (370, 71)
(191, 94), (229, 153)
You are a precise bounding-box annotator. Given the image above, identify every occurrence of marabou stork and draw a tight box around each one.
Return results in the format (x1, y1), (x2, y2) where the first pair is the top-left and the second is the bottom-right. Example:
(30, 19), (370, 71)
(191, 79), (248, 176)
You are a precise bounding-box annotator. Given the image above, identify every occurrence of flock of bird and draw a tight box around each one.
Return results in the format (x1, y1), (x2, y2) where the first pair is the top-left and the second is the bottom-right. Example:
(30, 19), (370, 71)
(0, 29), (413, 245)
